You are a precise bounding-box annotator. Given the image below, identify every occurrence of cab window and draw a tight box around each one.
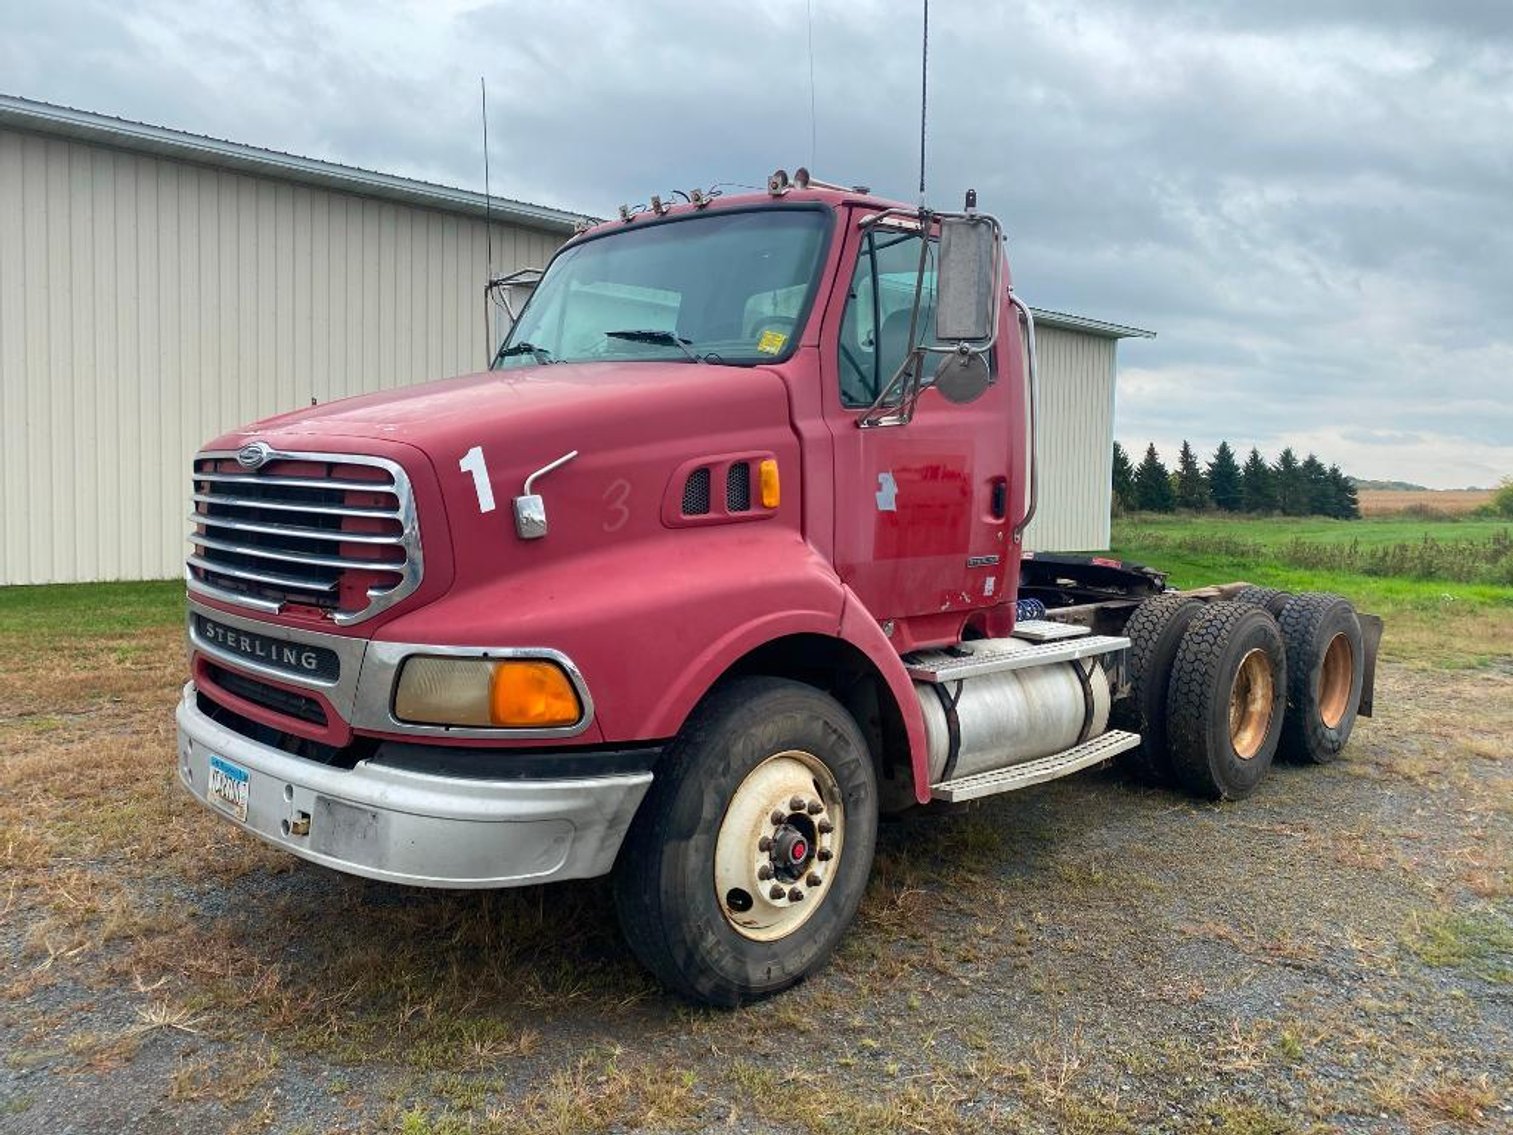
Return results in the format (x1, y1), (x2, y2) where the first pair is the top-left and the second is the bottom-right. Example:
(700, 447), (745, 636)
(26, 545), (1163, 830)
(837, 229), (943, 408)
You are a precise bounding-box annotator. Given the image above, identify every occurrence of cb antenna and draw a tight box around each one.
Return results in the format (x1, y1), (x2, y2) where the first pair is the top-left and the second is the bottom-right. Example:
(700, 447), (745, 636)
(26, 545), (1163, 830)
(806, 0), (817, 170)
(481, 76), (494, 361)
(918, 0), (929, 205)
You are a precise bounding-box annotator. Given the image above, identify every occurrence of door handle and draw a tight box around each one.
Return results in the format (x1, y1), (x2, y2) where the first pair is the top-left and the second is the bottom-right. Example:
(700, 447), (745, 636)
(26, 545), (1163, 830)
(990, 477), (1008, 520)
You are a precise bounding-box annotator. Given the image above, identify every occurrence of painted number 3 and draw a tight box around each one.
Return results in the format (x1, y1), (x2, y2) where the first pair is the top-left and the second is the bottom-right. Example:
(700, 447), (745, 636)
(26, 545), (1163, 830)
(603, 478), (630, 532)
(459, 445), (496, 514)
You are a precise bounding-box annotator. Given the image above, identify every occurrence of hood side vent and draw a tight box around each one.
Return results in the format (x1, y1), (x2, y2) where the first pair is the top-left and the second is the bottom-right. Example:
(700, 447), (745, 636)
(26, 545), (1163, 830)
(726, 462), (751, 512)
(682, 467), (712, 516)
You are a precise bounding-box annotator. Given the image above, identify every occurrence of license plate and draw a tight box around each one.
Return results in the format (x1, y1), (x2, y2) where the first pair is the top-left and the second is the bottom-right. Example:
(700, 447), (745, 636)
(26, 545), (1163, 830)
(208, 755), (250, 822)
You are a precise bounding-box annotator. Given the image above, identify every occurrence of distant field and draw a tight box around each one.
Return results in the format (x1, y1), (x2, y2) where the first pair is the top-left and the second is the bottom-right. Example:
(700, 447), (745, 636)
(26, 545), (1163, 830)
(1358, 488), (1494, 516)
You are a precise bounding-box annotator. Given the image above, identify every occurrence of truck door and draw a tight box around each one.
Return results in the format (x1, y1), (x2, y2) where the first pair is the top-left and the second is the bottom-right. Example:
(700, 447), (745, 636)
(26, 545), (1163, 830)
(821, 211), (1016, 638)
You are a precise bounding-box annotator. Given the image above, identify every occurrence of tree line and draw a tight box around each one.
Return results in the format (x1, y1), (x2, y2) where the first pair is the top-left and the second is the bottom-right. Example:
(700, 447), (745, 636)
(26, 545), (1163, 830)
(1112, 441), (1361, 519)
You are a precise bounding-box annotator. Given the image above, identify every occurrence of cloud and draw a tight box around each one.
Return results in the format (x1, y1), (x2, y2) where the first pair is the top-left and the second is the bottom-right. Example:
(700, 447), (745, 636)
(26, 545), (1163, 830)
(2, 0), (1509, 487)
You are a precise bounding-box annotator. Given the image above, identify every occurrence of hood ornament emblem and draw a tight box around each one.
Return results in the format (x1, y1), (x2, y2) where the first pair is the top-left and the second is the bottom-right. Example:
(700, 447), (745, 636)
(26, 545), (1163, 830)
(236, 442), (273, 470)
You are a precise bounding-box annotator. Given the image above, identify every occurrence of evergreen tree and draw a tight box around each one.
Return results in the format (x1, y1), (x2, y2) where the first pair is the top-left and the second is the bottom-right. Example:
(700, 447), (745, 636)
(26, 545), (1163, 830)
(1273, 447), (1306, 515)
(1206, 441), (1243, 512)
(1300, 453), (1332, 516)
(1134, 444), (1175, 513)
(1328, 465), (1360, 519)
(1174, 440), (1210, 510)
(1240, 447), (1275, 513)
(1111, 441), (1136, 513)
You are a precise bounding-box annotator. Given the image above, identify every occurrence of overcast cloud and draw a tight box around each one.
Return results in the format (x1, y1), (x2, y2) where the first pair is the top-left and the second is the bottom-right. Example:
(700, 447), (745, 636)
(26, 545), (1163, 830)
(3, 0), (1509, 486)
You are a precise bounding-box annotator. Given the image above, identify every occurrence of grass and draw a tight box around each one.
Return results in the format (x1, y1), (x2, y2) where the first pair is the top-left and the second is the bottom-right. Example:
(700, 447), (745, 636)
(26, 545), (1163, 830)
(1110, 513), (1513, 668)
(0, 579), (182, 641)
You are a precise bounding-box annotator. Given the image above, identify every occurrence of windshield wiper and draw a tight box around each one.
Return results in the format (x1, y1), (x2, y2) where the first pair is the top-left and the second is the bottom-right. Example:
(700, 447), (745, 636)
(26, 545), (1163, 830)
(495, 341), (554, 366)
(603, 329), (704, 364)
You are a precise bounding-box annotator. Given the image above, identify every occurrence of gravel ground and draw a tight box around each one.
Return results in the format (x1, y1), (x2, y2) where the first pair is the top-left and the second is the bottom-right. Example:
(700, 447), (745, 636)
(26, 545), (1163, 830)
(2, 646), (1510, 1134)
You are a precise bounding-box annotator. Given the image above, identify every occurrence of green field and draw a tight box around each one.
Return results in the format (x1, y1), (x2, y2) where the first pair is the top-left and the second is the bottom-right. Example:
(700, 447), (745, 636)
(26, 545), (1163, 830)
(0, 579), (183, 640)
(1111, 513), (1513, 668)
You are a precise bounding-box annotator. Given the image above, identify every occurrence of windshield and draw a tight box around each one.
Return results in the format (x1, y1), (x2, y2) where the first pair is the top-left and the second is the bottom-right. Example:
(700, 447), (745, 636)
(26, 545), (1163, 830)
(495, 207), (830, 368)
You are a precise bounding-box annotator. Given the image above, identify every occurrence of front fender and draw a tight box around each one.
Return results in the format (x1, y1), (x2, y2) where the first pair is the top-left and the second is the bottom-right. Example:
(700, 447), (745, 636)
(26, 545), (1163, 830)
(376, 525), (848, 744)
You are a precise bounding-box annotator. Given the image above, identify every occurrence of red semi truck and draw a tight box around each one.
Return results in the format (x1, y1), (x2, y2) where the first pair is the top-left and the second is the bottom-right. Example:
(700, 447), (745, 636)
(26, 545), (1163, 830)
(177, 171), (1380, 1005)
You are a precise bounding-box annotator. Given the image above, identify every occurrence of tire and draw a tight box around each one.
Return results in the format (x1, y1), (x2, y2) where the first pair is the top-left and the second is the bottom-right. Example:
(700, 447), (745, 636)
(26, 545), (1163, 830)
(1111, 594), (1206, 784)
(1233, 585), (1292, 617)
(1166, 601), (1287, 800)
(1276, 592), (1364, 764)
(612, 677), (878, 1007)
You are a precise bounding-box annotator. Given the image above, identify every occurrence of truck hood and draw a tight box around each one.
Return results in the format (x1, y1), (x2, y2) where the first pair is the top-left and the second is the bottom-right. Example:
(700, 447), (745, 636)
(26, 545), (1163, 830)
(214, 362), (775, 449)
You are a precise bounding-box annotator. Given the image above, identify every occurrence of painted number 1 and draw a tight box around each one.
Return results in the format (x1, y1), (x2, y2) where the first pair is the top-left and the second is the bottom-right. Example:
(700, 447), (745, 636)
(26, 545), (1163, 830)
(459, 445), (496, 514)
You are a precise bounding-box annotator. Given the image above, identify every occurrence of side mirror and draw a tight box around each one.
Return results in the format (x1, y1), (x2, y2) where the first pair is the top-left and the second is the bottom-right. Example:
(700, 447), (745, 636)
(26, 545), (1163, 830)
(932, 347), (992, 404)
(935, 217), (997, 342)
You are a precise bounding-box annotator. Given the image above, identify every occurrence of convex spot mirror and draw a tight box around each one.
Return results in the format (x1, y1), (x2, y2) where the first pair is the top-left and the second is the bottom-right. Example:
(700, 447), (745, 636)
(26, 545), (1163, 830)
(932, 348), (992, 404)
(935, 217), (997, 342)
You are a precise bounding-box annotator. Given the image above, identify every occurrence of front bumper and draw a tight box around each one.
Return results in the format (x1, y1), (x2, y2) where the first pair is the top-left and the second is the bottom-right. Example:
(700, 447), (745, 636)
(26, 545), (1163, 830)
(175, 684), (652, 888)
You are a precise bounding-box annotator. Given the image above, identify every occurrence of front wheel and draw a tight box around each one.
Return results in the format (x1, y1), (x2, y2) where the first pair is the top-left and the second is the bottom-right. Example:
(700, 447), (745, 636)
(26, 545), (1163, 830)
(612, 677), (878, 1006)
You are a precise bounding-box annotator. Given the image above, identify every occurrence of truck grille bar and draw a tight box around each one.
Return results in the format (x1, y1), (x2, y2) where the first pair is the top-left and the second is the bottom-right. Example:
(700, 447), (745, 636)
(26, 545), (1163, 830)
(188, 449), (423, 626)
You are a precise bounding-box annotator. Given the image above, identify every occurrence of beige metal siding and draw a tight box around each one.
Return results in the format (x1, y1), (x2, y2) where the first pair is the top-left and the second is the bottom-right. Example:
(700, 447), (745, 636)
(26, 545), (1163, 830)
(0, 127), (562, 584)
(1022, 325), (1116, 552)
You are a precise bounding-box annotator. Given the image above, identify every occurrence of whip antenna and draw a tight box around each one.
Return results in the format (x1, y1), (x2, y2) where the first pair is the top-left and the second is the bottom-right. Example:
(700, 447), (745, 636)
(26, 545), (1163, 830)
(918, 0), (929, 204)
(806, 0), (817, 169)
(481, 76), (494, 361)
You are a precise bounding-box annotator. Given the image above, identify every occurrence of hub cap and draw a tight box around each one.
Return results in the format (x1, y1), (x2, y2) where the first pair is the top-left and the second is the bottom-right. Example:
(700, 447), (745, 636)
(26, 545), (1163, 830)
(1318, 632), (1354, 729)
(713, 750), (843, 942)
(1228, 647), (1275, 760)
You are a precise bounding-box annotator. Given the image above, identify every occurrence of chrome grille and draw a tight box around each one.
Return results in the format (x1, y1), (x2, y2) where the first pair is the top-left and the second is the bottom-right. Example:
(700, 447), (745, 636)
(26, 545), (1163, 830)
(187, 449), (422, 626)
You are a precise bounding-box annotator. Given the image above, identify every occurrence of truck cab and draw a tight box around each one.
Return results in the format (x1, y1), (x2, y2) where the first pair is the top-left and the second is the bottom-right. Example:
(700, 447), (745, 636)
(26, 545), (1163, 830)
(177, 172), (1374, 1005)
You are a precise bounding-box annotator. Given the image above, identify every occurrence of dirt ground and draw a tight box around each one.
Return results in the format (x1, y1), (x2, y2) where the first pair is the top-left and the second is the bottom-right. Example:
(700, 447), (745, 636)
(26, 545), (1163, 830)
(1, 625), (1510, 1134)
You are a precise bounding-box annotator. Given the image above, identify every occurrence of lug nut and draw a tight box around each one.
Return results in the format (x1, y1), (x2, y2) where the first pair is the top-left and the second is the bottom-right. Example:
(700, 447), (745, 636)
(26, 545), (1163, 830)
(758, 836), (772, 852)
(758, 864), (773, 881)
(817, 848), (833, 862)
(769, 884), (786, 900)
(807, 800), (824, 815)
(807, 873), (822, 887)
(817, 819), (834, 834)
(770, 810), (786, 826)
(789, 796), (806, 812)
(788, 887), (804, 902)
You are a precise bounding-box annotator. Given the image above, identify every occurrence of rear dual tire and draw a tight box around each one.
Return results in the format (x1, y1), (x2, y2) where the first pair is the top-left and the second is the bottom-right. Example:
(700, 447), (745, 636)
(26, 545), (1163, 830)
(1166, 602), (1288, 800)
(1276, 592), (1364, 764)
(1113, 594), (1205, 784)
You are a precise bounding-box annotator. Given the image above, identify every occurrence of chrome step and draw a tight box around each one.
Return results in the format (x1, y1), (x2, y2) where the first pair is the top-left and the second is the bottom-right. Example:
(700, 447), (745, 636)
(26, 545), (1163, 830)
(929, 730), (1141, 802)
(905, 634), (1130, 683)
(1011, 618), (1091, 643)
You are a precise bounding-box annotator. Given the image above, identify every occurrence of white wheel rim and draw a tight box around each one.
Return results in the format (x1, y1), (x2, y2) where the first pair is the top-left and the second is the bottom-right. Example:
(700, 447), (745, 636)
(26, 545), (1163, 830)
(713, 750), (844, 942)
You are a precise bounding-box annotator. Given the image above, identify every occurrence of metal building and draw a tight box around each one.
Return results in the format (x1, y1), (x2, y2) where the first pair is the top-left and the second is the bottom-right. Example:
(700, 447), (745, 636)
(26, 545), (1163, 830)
(0, 95), (1150, 585)
(1021, 311), (1153, 552)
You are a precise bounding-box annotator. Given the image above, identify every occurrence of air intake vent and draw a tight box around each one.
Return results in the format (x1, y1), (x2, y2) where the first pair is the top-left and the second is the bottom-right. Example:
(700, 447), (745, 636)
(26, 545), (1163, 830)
(682, 467), (711, 515)
(726, 462), (751, 512)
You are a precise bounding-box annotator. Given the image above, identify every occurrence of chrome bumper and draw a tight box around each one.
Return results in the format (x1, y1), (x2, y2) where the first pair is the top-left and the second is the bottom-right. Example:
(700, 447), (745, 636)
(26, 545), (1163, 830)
(175, 684), (651, 889)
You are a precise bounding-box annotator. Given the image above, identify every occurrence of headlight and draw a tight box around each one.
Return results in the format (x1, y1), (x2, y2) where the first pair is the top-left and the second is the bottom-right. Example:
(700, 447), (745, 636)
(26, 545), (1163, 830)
(393, 656), (582, 728)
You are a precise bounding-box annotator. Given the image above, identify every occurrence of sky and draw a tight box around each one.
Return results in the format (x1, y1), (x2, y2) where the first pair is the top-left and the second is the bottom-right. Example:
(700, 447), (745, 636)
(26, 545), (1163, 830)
(3, 0), (1510, 488)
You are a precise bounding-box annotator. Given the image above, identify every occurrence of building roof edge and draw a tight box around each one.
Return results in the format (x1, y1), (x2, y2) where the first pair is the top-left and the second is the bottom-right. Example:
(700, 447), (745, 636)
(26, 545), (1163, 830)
(0, 92), (589, 233)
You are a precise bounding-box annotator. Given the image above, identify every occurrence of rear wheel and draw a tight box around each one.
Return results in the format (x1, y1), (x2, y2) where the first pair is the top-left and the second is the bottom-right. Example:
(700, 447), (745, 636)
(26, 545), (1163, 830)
(1277, 592), (1364, 764)
(1112, 594), (1205, 784)
(1233, 585), (1292, 617)
(612, 677), (877, 1007)
(1166, 602), (1287, 800)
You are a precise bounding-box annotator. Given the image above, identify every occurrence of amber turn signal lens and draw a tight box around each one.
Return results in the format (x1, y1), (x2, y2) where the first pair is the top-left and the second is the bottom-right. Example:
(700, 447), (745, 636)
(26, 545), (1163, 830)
(489, 661), (581, 728)
(759, 458), (780, 509)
